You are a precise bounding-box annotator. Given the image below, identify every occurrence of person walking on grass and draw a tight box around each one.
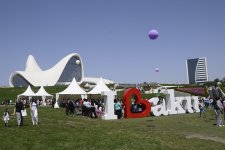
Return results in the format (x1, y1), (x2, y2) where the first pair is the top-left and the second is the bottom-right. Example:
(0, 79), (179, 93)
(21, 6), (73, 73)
(30, 99), (39, 125)
(215, 97), (224, 127)
(198, 99), (206, 118)
(114, 99), (122, 119)
(13, 99), (24, 127)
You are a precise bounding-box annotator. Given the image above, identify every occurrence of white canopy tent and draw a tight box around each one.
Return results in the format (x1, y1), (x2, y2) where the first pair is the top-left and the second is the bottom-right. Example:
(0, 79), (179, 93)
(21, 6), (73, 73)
(88, 77), (112, 94)
(35, 86), (53, 106)
(17, 85), (53, 106)
(17, 85), (36, 100)
(55, 78), (87, 108)
(88, 78), (116, 120)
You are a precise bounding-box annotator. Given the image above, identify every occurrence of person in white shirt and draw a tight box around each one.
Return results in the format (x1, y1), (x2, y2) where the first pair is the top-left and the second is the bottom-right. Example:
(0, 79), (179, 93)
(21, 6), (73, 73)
(82, 99), (91, 117)
(82, 99), (97, 118)
(30, 99), (38, 125)
(83, 100), (91, 108)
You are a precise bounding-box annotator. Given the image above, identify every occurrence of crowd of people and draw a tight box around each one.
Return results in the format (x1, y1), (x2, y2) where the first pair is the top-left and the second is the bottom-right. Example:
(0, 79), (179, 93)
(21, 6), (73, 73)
(60, 98), (104, 118)
(1, 99), (12, 105)
(58, 95), (149, 120)
(2, 97), (126, 127)
(198, 96), (225, 127)
(3, 93), (225, 128)
(59, 97), (128, 119)
(196, 85), (225, 127)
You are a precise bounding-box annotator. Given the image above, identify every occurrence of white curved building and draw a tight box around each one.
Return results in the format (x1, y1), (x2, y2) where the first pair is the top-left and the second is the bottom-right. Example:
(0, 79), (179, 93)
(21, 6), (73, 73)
(9, 53), (113, 87)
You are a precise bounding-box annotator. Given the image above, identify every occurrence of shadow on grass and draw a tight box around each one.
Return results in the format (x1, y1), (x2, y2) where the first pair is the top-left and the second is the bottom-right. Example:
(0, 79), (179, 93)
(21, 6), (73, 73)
(146, 119), (154, 122)
(147, 125), (155, 128)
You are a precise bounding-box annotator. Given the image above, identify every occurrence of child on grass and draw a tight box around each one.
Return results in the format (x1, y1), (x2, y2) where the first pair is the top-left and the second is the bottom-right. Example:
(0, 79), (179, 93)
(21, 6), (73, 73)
(2, 108), (10, 127)
(198, 99), (206, 117)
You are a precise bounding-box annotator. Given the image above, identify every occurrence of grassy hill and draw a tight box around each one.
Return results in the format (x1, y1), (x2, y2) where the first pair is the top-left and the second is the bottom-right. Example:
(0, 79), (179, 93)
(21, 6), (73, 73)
(0, 106), (225, 150)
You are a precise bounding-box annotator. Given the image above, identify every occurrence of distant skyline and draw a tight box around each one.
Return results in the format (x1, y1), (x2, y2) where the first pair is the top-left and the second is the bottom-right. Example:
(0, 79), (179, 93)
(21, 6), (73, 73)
(0, 0), (225, 86)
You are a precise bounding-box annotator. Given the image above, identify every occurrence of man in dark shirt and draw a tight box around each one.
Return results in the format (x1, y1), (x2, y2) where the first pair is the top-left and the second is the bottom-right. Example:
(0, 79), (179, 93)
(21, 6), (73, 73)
(13, 99), (24, 127)
(51, 98), (56, 109)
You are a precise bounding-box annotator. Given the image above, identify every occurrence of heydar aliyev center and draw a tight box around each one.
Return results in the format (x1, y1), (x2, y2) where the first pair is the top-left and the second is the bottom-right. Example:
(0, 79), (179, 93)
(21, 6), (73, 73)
(9, 53), (113, 87)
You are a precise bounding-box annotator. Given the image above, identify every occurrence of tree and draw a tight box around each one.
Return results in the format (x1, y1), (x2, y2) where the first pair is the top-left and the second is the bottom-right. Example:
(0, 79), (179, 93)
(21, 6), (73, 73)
(214, 78), (220, 84)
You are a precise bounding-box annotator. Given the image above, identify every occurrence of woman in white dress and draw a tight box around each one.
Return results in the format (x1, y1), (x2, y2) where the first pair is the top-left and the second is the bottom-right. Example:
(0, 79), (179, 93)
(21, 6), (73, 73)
(30, 99), (38, 125)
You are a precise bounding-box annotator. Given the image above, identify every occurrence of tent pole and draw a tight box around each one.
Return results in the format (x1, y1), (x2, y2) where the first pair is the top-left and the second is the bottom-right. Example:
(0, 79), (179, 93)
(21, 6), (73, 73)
(54, 94), (59, 108)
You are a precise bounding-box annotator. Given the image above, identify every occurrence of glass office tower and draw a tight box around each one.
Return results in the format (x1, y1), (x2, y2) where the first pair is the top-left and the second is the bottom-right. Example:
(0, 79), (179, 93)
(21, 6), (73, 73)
(186, 57), (208, 84)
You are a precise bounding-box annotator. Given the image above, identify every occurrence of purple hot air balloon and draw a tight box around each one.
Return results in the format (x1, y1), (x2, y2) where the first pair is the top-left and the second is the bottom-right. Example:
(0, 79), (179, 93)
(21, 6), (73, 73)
(149, 29), (158, 40)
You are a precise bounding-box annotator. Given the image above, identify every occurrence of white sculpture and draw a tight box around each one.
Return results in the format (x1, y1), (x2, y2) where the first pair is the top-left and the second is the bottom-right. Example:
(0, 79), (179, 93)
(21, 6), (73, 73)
(101, 91), (117, 120)
(150, 89), (199, 116)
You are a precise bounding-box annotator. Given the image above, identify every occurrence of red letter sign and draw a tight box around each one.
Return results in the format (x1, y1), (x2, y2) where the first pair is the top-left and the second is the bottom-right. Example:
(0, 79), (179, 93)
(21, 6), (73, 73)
(122, 88), (151, 118)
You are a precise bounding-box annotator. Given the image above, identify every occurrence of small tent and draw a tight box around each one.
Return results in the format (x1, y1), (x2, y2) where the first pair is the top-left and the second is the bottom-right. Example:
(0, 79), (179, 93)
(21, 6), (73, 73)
(88, 77), (112, 94)
(88, 78), (116, 120)
(55, 78), (87, 108)
(35, 86), (53, 106)
(17, 85), (36, 100)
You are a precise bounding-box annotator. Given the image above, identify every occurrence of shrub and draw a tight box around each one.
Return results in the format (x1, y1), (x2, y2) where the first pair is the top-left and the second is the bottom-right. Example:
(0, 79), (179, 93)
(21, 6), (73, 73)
(176, 87), (207, 97)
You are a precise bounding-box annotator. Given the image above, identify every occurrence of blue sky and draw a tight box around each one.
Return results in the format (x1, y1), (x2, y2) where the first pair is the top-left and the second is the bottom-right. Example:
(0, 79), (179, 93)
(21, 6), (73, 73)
(0, 0), (225, 86)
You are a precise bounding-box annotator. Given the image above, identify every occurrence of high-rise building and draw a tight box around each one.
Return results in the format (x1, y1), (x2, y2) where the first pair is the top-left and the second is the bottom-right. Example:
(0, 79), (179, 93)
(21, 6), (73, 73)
(186, 57), (208, 84)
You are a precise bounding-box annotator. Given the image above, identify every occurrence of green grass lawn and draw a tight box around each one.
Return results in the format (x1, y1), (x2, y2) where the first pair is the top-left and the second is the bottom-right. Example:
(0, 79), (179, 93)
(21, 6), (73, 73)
(0, 106), (225, 150)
